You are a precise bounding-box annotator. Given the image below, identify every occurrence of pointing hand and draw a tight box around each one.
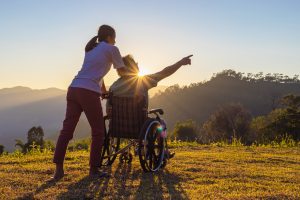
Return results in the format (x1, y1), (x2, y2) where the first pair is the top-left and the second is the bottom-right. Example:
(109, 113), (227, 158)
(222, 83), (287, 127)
(178, 55), (193, 66)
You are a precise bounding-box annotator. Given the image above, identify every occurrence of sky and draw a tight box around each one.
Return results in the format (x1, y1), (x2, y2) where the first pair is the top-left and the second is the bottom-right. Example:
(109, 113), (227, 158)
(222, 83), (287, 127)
(0, 0), (299, 89)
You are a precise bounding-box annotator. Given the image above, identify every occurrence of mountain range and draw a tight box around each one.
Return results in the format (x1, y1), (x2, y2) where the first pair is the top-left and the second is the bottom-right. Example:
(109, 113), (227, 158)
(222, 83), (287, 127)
(0, 86), (167, 151)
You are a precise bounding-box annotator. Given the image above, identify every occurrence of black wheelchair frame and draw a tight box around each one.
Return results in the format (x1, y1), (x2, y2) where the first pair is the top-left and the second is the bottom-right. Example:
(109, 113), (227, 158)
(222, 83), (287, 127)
(100, 95), (169, 172)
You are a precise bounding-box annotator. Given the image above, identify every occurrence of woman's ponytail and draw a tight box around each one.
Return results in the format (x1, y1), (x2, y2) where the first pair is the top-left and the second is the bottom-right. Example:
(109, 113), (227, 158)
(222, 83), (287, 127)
(85, 25), (116, 52)
(85, 36), (98, 52)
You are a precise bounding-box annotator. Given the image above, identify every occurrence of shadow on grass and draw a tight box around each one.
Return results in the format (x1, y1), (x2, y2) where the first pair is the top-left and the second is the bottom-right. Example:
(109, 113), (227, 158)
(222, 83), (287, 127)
(16, 179), (58, 200)
(56, 175), (110, 199)
(101, 162), (188, 199)
(110, 162), (135, 198)
(135, 169), (188, 199)
(17, 166), (112, 199)
(57, 165), (187, 199)
(56, 166), (112, 199)
(17, 162), (187, 199)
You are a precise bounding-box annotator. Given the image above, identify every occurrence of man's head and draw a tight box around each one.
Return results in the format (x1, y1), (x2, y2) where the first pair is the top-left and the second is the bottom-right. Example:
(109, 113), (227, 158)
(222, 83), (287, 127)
(117, 55), (139, 77)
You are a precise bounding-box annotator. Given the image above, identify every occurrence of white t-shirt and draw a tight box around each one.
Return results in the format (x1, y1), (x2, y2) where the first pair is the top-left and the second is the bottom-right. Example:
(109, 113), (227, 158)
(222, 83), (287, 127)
(70, 41), (125, 93)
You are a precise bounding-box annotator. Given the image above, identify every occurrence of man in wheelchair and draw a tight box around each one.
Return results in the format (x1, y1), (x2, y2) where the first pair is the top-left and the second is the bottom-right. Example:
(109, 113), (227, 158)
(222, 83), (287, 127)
(106, 54), (192, 161)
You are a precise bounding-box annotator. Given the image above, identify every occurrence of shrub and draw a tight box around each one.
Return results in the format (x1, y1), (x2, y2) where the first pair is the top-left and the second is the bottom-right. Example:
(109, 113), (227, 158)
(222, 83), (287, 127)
(201, 103), (252, 144)
(172, 119), (199, 142)
(67, 139), (90, 151)
(43, 140), (55, 152)
(251, 94), (300, 143)
(0, 145), (4, 155)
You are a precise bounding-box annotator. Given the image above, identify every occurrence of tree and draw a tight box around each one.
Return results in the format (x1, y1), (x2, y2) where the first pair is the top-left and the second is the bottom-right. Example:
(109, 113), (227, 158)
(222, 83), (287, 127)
(15, 139), (26, 153)
(0, 145), (4, 155)
(274, 94), (300, 140)
(212, 69), (243, 80)
(251, 109), (287, 143)
(15, 126), (45, 153)
(172, 119), (199, 141)
(251, 94), (300, 142)
(27, 126), (44, 147)
(201, 103), (252, 143)
(164, 84), (181, 95)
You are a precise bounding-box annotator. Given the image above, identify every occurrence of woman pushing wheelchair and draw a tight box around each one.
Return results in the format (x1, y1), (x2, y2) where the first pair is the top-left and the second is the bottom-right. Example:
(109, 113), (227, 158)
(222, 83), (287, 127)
(52, 24), (192, 179)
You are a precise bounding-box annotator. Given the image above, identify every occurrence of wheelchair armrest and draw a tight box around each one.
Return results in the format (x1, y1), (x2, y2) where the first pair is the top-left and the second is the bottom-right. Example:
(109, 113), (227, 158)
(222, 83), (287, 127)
(148, 108), (164, 115)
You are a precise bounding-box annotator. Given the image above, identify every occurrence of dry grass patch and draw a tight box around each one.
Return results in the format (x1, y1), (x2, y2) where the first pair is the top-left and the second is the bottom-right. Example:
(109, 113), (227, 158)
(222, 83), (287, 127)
(0, 146), (299, 199)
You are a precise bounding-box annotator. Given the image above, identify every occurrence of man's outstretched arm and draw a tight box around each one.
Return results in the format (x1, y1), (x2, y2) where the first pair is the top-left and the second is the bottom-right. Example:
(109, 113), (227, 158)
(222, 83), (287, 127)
(151, 55), (193, 82)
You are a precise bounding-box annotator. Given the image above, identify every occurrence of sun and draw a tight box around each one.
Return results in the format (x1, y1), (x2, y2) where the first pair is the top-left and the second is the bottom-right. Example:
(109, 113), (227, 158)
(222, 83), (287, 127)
(138, 68), (149, 77)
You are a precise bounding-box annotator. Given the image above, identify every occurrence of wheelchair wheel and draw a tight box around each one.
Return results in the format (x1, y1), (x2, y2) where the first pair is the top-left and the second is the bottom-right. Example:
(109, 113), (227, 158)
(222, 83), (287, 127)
(138, 118), (165, 172)
(100, 120), (120, 166)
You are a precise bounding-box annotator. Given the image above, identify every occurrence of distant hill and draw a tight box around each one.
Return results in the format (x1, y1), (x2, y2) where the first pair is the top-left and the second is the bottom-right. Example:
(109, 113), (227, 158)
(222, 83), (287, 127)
(0, 85), (167, 151)
(2, 71), (299, 151)
(150, 70), (300, 130)
(148, 85), (168, 97)
(0, 87), (91, 151)
(0, 86), (65, 110)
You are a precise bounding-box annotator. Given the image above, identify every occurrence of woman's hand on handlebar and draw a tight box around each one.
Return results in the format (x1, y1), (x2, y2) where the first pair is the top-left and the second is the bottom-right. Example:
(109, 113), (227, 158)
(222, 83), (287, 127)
(101, 92), (110, 100)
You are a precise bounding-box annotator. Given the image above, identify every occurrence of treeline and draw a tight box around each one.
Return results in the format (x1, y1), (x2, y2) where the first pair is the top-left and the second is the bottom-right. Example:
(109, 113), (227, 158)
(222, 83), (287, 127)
(211, 69), (300, 83)
(150, 69), (300, 134)
(0, 126), (91, 155)
(172, 94), (299, 145)
(151, 69), (300, 145)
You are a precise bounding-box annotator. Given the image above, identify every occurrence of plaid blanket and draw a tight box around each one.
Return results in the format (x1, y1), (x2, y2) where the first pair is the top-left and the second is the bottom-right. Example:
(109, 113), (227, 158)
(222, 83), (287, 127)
(109, 96), (148, 139)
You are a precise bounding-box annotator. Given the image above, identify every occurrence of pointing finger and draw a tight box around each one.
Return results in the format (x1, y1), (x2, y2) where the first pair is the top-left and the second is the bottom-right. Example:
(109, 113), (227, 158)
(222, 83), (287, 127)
(186, 55), (193, 59)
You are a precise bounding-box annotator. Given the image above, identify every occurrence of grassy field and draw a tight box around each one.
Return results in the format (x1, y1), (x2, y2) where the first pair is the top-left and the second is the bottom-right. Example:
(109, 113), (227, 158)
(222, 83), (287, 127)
(0, 145), (299, 199)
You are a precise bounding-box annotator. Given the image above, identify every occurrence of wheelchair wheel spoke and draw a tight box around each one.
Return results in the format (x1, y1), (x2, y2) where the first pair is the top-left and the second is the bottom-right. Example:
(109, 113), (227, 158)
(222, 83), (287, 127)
(153, 151), (158, 167)
(149, 150), (153, 169)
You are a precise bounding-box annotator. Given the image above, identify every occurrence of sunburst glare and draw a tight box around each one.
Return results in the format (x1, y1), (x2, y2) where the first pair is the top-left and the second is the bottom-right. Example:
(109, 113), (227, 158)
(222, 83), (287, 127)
(138, 68), (149, 77)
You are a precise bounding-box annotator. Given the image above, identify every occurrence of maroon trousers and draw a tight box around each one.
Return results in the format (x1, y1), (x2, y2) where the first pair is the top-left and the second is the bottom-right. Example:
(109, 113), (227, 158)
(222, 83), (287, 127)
(53, 87), (104, 167)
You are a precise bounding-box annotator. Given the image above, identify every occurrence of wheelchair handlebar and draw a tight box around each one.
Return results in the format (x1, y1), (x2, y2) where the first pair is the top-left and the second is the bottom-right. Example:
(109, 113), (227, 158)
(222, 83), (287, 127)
(101, 92), (110, 99)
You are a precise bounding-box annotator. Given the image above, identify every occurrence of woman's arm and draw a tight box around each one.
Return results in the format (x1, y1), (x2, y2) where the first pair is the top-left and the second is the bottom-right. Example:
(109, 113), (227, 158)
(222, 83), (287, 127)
(101, 80), (107, 93)
(100, 80), (109, 100)
(151, 55), (193, 82)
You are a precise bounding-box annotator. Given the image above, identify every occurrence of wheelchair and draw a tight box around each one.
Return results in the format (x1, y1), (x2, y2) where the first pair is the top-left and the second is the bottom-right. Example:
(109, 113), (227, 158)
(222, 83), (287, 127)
(100, 94), (170, 172)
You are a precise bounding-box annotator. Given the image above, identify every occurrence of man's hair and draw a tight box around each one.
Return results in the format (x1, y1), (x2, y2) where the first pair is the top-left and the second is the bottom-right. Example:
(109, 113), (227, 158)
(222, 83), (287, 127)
(122, 55), (139, 75)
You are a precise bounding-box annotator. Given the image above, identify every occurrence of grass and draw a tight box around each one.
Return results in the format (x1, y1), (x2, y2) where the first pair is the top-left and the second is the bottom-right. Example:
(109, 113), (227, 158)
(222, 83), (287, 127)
(0, 144), (299, 199)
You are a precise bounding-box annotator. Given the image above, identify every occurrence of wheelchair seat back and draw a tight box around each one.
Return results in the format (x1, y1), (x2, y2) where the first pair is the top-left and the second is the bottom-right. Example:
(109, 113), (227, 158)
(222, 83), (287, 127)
(109, 96), (148, 139)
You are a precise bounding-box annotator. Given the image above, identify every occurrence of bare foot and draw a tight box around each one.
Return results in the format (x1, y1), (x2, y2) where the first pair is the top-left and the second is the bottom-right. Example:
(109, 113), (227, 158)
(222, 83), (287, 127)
(89, 167), (110, 178)
(51, 168), (64, 180)
(51, 164), (64, 181)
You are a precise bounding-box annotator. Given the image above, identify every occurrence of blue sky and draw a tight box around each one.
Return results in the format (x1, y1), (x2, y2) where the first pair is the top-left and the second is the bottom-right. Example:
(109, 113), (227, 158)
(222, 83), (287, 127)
(0, 0), (299, 89)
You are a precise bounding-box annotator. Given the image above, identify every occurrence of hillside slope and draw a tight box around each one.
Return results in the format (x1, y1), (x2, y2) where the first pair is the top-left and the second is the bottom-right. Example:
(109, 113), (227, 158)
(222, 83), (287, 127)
(0, 87), (90, 151)
(150, 70), (300, 129)
(0, 145), (299, 199)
